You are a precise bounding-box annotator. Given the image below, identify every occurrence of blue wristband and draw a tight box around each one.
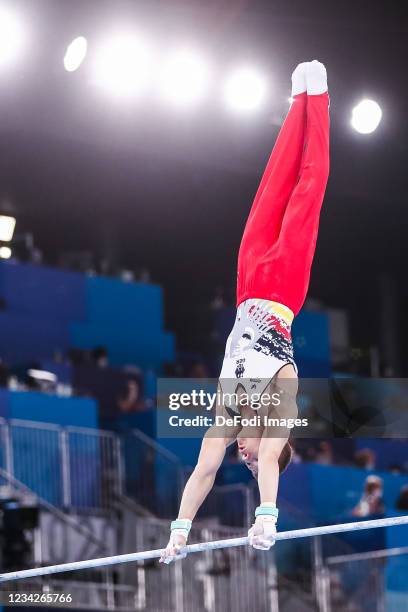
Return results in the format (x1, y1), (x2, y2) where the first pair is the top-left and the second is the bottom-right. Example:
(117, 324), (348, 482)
(255, 505), (279, 519)
(171, 519), (192, 533)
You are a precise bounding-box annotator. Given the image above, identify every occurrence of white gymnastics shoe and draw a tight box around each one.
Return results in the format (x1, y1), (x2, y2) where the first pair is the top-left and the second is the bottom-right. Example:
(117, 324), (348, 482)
(291, 62), (308, 97)
(306, 60), (328, 95)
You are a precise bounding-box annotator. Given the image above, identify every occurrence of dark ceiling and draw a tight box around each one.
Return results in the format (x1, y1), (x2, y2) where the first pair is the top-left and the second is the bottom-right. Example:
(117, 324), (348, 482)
(1, 0), (407, 359)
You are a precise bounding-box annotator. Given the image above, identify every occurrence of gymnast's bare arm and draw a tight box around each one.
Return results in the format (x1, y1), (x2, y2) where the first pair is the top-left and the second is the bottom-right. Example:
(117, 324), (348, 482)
(159, 398), (240, 563)
(257, 364), (298, 505)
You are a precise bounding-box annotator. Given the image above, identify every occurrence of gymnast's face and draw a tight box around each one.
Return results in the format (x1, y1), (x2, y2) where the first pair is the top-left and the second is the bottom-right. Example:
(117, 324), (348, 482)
(237, 436), (261, 478)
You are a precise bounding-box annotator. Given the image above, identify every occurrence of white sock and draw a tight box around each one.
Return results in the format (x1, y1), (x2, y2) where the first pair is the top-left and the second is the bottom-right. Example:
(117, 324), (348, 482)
(291, 62), (307, 97)
(306, 60), (327, 95)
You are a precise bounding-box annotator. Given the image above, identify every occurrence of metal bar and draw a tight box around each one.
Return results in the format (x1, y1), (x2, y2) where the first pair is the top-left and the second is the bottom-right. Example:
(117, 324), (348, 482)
(9, 418), (62, 431)
(66, 425), (117, 437)
(313, 536), (330, 612)
(115, 436), (124, 497)
(1, 515), (408, 583)
(2, 421), (14, 476)
(131, 429), (183, 465)
(326, 544), (408, 565)
(60, 429), (71, 508)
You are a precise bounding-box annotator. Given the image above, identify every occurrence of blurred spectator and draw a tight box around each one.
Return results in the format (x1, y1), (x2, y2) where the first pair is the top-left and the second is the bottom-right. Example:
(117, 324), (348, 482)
(352, 475), (384, 517)
(53, 350), (66, 364)
(120, 269), (135, 283)
(314, 441), (333, 465)
(210, 286), (226, 311)
(354, 448), (376, 470)
(67, 348), (89, 366)
(396, 485), (408, 511)
(136, 267), (151, 283)
(30, 247), (43, 264)
(0, 358), (10, 387)
(163, 362), (185, 377)
(73, 361), (143, 418)
(26, 367), (57, 393)
(189, 362), (209, 378)
(389, 464), (404, 475)
(91, 346), (109, 369)
(117, 379), (144, 413)
(289, 439), (302, 464)
(303, 445), (317, 462)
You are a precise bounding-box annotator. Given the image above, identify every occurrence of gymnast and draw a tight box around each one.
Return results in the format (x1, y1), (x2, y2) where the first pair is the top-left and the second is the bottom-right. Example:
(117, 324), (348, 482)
(160, 60), (330, 562)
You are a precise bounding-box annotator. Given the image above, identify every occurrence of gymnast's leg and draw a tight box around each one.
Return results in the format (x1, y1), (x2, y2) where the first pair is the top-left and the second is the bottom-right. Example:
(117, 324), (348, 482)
(159, 63), (330, 562)
(266, 61), (330, 315)
(237, 64), (308, 304)
(247, 62), (330, 550)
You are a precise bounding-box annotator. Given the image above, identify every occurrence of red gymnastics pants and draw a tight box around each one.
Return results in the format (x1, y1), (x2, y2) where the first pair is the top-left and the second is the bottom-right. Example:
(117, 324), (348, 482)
(236, 91), (330, 317)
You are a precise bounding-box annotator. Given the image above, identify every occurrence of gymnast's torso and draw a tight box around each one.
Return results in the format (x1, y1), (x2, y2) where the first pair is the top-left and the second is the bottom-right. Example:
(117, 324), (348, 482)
(218, 298), (297, 404)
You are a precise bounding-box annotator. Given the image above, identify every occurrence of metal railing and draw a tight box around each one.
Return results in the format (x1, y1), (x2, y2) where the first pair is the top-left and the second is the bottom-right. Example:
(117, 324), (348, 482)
(0, 417), (256, 527)
(0, 467), (108, 557)
(0, 466), (111, 595)
(66, 425), (123, 510)
(121, 429), (185, 518)
(1, 418), (190, 518)
(315, 543), (408, 612)
(0, 419), (122, 512)
(122, 430), (255, 525)
(132, 517), (277, 612)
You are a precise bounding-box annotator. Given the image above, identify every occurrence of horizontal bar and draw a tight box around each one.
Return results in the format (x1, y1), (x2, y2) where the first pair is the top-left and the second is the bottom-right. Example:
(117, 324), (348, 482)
(1, 515), (407, 583)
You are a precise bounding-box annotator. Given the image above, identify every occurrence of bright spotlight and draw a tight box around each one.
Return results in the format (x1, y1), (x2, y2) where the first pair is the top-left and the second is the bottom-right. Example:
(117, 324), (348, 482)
(93, 33), (152, 98)
(160, 50), (210, 106)
(0, 6), (24, 68)
(64, 36), (87, 72)
(0, 246), (11, 259)
(351, 99), (382, 134)
(224, 68), (267, 112)
(0, 215), (16, 242)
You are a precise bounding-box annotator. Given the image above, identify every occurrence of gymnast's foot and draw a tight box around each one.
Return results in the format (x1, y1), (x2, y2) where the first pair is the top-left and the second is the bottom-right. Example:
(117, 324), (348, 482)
(291, 62), (308, 97)
(305, 60), (327, 95)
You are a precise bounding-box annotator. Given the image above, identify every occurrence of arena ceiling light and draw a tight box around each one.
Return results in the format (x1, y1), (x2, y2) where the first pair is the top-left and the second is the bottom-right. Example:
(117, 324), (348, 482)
(0, 246), (11, 259)
(351, 99), (382, 134)
(224, 68), (267, 112)
(160, 49), (210, 106)
(0, 5), (24, 68)
(64, 36), (88, 72)
(93, 32), (153, 98)
(0, 215), (16, 242)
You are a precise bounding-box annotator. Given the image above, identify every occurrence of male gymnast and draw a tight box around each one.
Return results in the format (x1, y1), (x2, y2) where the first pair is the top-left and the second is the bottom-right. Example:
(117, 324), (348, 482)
(160, 60), (330, 562)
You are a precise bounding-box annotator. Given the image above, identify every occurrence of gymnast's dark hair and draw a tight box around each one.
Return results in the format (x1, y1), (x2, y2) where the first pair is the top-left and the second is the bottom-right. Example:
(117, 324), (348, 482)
(278, 440), (293, 474)
(246, 439), (293, 480)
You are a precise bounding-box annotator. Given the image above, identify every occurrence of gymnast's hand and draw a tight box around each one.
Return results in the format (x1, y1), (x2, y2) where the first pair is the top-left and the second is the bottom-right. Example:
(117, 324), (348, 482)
(159, 529), (188, 564)
(248, 516), (277, 550)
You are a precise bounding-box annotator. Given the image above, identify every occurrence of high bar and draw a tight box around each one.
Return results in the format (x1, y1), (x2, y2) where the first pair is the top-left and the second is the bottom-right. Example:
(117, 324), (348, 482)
(1, 515), (407, 583)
